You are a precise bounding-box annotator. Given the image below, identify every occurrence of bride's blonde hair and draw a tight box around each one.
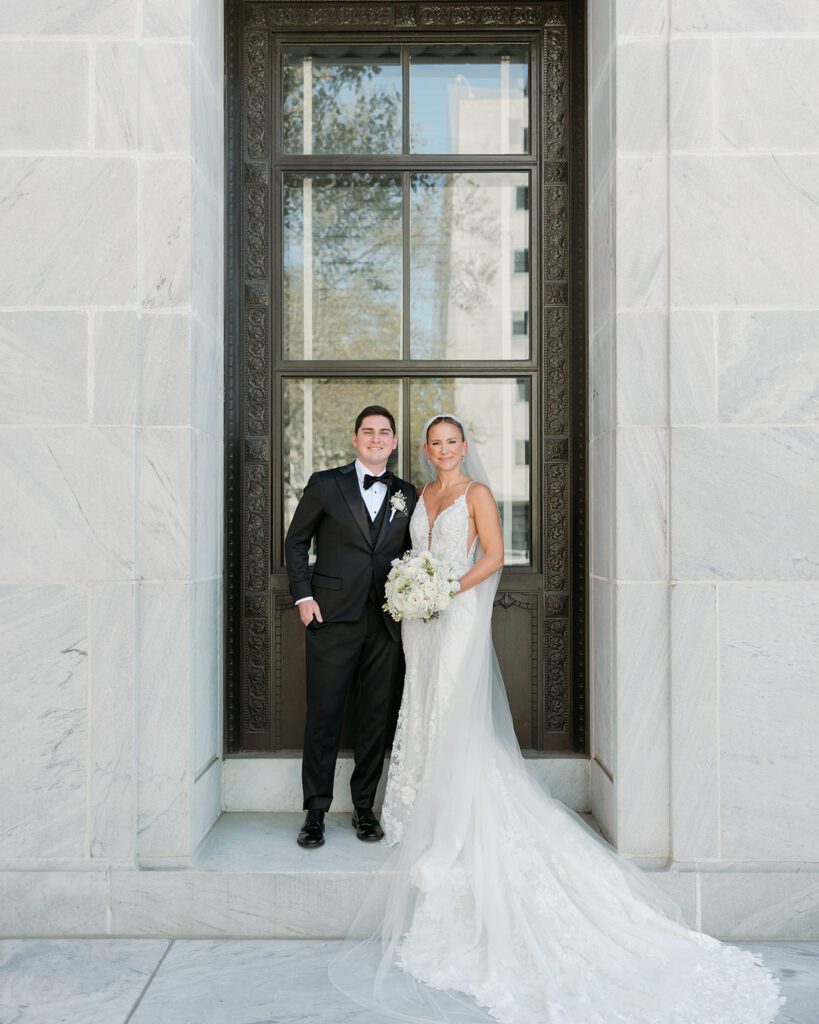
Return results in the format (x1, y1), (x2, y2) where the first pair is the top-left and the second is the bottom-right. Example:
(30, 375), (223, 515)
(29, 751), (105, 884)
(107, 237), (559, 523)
(425, 414), (464, 441)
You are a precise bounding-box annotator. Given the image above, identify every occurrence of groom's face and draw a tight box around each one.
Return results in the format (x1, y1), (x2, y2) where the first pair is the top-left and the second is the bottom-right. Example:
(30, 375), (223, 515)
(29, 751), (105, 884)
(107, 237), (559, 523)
(352, 415), (398, 471)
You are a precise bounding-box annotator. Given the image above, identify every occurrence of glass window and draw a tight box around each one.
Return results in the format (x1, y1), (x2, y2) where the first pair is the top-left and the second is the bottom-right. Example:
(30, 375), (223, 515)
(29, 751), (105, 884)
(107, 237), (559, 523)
(512, 311), (528, 336)
(282, 45), (402, 155)
(410, 173), (531, 360)
(513, 248), (529, 274)
(282, 378), (403, 537)
(409, 44), (529, 154)
(283, 173), (403, 360)
(410, 377), (530, 565)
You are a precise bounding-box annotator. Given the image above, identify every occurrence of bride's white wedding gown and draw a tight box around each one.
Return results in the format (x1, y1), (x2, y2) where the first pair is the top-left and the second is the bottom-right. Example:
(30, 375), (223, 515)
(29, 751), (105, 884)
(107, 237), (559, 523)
(330, 487), (785, 1024)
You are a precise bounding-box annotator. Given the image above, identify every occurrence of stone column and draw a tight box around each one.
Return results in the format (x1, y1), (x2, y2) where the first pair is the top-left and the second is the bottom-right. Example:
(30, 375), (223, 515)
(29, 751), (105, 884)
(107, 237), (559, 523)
(0, 0), (225, 874)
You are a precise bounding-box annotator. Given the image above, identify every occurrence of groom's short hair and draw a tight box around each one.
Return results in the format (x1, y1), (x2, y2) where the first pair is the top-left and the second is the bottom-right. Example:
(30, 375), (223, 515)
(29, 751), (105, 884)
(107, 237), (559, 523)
(355, 405), (396, 434)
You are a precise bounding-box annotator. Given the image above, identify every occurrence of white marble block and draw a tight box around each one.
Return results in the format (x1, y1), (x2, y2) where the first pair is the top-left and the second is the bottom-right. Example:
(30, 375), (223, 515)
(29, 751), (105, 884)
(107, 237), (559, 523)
(89, 583), (135, 861)
(615, 583), (670, 857)
(139, 158), (192, 309)
(591, 577), (614, 775)
(718, 311), (819, 424)
(670, 38), (713, 151)
(140, 42), (192, 154)
(716, 39), (819, 151)
(616, 156), (667, 311)
(136, 583), (191, 860)
(671, 156), (819, 308)
(94, 42), (138, 151)
(2, 0), (137, 35)
(138, 428), (192, 581)
(673, 0), (819, 34)
(671, 426), (819, 581)
(670, 583), (719, 860)
(0, 158), (137, 306)
(616, 40), (667, 154)
(669, 309), (715, 425)
(0, 42), (88, 150)
(0, 312), (87, 425)
(0, 585), (88, 861)
(615, 427), (667, 581)
(616, 311), (667, 426)
(718, 584), (819, 861)
(0, 426), (135, 583)
(93, 311), (138, 425)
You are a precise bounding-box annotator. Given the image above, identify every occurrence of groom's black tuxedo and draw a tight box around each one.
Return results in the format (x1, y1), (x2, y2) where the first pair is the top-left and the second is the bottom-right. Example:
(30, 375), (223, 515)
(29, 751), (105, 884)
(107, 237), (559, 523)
(284, 462), (417, 811)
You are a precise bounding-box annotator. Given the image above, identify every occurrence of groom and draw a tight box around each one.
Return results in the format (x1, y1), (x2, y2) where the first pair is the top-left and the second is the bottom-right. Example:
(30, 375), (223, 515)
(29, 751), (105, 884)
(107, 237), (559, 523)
(284, 406), (417, 849)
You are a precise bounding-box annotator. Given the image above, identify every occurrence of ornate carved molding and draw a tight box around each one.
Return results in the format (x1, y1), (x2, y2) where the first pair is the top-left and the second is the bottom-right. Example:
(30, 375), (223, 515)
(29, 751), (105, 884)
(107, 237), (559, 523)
(247, 187), (267, 280)
(245, 309), (267, 436)
(245, 31), (267, 160)
(545, 617), (568, 732)
(542, 27), (566, 161)
(246, 463), (269, 591)
(246, 2), (565, 30)
(246, 616), (269, 731)
(544, 306), (568, 435)
(544, 461), (567, 593)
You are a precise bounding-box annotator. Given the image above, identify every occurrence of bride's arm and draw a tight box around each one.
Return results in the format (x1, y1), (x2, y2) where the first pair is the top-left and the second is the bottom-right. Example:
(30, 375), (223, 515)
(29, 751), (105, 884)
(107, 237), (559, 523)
(455, 484), (504, 594)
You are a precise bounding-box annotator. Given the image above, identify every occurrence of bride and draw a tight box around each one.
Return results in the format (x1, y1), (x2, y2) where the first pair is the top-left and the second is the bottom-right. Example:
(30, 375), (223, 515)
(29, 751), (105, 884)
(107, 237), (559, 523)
(328, 413), (785, 1024)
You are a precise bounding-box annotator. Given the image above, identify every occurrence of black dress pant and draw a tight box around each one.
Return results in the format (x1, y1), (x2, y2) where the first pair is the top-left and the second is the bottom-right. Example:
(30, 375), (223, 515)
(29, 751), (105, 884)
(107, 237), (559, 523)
(302, 595), (403, 811)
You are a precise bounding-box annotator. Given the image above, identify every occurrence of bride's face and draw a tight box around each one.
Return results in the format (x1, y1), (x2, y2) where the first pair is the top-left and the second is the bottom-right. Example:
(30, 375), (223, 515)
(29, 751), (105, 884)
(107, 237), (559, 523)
(424, 422), (467, 474)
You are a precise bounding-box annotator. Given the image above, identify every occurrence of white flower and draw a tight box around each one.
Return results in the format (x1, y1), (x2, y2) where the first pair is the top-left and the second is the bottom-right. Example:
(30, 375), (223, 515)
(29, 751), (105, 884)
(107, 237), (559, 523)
(389, 490), (408, 521)
(382, 550), (462, 623)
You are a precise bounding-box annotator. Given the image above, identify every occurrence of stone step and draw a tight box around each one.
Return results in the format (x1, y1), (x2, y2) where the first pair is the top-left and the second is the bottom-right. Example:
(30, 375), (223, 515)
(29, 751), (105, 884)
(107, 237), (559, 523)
(222, 754), (591, 812)
(3, 812), (817, 941)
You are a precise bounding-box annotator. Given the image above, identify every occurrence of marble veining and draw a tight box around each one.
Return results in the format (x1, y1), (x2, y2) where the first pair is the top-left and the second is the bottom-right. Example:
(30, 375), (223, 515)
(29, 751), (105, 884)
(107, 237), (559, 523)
(0, 938), (815, 1024)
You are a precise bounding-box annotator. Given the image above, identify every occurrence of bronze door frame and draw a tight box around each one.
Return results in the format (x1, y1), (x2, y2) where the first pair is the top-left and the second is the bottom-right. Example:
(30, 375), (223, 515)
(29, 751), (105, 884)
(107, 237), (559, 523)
(224, 0), (588, 755)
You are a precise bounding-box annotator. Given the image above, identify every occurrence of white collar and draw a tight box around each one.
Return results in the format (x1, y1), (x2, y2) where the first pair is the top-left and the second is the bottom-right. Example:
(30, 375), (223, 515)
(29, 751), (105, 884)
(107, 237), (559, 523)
(354, 458), (389, 484)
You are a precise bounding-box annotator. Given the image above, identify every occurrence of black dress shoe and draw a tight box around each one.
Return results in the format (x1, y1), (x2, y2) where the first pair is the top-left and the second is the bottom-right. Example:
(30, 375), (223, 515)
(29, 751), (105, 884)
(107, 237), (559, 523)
(297, 809), (325, 848)
(352, 807), (384, 842)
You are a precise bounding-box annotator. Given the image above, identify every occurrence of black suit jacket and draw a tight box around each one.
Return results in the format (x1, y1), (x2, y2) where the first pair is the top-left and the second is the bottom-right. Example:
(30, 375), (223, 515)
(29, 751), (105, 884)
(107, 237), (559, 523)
(284, 462), (417, 640)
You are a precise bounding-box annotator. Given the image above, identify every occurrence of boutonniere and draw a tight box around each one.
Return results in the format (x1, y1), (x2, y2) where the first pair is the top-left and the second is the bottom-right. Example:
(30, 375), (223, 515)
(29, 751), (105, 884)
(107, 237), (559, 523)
(389, 490), (408, 522)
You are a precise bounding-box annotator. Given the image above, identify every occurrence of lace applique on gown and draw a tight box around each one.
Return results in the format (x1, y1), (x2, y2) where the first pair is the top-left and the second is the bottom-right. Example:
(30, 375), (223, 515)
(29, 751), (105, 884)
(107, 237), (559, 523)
(359, 489), (784, 1024)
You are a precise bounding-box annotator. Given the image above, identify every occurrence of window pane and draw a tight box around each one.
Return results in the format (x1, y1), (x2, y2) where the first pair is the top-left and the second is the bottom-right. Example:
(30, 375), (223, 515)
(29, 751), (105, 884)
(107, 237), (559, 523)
(410, 44), (529, 154)
(410, 173), (530, 360)
(283, 378), (403, 539)
(410, 378), (530, 565)
(282, 45), (402, 155)
(283, 173), (402, 360)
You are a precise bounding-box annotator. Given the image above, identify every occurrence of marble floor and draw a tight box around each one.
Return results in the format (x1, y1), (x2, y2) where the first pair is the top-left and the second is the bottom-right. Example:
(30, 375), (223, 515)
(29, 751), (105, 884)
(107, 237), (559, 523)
(0, 937), (815, 1024)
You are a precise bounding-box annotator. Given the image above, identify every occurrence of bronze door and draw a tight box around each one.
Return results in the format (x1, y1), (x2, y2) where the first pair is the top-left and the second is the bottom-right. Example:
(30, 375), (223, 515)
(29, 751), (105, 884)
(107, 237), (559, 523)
(225, 0), (587, 754)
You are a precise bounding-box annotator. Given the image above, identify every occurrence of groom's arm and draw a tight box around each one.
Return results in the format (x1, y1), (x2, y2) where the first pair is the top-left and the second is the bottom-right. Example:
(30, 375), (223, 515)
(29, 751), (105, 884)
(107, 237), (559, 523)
(284, 472), (323, 604)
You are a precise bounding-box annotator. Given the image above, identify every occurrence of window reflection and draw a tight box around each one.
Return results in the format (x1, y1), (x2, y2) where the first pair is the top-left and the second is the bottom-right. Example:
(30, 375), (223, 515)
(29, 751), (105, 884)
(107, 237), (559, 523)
(282, 378), (403, 540)
(283, 173), (403, 360)
(410, 377), (530, 565)
(410, 173), (531, 360)
(410, 44), (529, 154)
(282, 45), (402, 155)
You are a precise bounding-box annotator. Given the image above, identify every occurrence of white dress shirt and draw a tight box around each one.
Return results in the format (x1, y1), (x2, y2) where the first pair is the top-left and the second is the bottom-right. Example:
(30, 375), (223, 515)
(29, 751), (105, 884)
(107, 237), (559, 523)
(354, 458), (389, 521)
(295, 460), (389, 606)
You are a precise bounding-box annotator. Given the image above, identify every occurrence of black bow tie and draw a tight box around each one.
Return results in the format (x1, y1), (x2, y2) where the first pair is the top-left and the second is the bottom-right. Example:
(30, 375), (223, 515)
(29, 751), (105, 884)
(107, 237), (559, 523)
(363, 471), (391, 491)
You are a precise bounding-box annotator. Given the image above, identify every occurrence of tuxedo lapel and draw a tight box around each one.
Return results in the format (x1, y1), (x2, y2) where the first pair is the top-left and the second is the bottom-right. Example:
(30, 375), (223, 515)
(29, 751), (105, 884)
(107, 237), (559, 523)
(336, 464), (372, 547)
(374, 477), (402, 551)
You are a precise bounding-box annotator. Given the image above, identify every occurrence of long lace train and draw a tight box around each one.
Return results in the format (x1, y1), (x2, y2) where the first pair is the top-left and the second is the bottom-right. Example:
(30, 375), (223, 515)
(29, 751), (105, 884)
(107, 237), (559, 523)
(328, 490), (785, 1024)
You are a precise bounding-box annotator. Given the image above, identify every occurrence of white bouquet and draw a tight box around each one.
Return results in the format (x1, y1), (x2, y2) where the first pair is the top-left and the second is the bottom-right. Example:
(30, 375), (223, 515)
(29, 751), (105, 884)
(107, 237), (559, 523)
(383, 550), (461, 623)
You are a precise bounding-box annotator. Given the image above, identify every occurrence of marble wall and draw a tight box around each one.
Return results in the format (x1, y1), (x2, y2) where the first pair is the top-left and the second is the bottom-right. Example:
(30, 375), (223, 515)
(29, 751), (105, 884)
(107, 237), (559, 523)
(0, 0), (224, 869)
(589, 0), (819, 877)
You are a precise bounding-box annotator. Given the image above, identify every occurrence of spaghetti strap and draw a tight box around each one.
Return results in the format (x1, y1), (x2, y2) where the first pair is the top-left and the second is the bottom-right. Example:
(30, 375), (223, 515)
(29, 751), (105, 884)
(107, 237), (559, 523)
(464, 480), (475, 499)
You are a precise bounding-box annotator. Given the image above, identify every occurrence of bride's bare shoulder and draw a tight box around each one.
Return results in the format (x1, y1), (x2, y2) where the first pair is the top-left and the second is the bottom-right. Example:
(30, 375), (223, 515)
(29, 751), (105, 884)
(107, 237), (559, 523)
(465, 481), (495, 506)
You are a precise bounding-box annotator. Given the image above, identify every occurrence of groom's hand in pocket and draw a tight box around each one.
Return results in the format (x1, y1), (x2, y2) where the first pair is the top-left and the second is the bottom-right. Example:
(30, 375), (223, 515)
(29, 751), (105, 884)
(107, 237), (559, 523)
(298, 599), (323, 628)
